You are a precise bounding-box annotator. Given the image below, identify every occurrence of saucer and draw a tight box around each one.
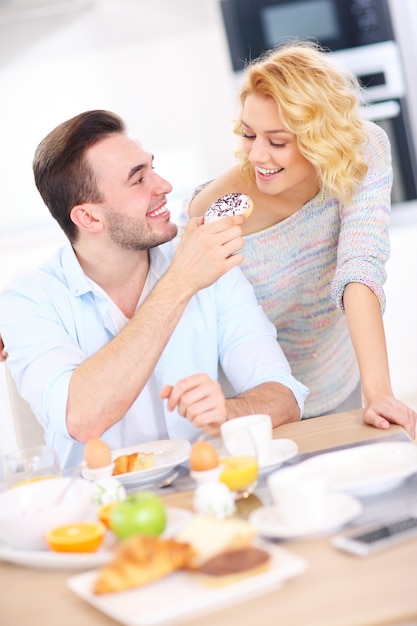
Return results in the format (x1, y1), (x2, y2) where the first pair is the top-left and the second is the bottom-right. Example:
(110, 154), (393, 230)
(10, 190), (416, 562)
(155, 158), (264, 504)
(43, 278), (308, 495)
(258, 439), (298, 474)
(249, 493), (362, 540)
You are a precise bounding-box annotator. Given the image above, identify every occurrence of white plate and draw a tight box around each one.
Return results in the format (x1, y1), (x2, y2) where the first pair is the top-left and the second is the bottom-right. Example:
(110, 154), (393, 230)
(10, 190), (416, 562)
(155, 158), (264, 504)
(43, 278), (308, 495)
(110, 440), (191, 486)
(0, 532), (117, 571)
(249, 493), (362, 540)
(68, 540), (307, 626)
(0, 508), (192, 571)
(302, 441), (417, 496)
(258, 439), (298, 473)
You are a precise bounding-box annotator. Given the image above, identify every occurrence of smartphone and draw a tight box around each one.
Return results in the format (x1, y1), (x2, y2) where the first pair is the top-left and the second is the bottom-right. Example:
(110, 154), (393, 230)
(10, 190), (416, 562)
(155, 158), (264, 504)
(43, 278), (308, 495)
(331, 516), (417, 556)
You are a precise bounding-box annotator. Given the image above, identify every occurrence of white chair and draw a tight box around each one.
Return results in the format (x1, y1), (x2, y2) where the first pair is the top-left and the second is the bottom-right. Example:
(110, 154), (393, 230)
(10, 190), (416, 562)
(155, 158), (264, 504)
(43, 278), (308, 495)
(5, 368), (45, 449)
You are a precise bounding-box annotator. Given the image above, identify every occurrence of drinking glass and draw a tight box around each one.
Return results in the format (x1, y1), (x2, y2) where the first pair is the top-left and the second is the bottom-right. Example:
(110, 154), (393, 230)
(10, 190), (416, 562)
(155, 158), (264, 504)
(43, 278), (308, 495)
(219, 454), (259, 499)
(197, 429), (259, 499)
(220, 414), (273, 466)
(218, 415), (268, 499)
(3, 445), (61, 489)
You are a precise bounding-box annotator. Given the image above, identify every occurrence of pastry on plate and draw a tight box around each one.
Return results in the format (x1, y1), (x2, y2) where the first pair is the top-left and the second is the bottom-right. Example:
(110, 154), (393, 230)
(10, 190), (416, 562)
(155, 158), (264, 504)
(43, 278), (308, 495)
(175, 514), (256, 569)
(176, 515), (270, 583)
(198, 546), (271, 583)
(93, 534), (194, 594)
(112, 451), (156, 475)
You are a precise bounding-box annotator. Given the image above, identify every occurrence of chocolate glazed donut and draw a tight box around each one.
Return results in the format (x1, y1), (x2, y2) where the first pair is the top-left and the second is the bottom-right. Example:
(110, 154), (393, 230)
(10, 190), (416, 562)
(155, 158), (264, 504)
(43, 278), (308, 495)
(203, 193), (254, 223)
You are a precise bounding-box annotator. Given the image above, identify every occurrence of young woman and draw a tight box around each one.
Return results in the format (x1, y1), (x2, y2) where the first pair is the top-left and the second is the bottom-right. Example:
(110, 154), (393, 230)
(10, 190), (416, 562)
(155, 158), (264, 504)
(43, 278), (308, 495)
(181, 40), (416, 437)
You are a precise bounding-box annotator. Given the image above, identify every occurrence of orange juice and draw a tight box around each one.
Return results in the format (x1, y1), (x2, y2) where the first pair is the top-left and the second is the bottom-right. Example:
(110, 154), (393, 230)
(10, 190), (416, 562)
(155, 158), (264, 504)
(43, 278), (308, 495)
(219, 456), (258, 492)
(10, 475), (60, 489)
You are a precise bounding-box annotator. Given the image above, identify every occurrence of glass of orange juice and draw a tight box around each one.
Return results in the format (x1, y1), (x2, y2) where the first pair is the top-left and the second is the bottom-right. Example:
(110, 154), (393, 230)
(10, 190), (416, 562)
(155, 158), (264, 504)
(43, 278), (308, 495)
(219, 455), (259, 499)
(3, 445), (61, 489)
(218, 415), (265, 498)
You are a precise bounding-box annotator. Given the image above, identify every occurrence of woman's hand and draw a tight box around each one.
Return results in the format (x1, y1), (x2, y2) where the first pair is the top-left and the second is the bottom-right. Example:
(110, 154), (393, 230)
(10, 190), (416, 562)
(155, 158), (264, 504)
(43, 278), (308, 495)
(363, 395), (417, 440)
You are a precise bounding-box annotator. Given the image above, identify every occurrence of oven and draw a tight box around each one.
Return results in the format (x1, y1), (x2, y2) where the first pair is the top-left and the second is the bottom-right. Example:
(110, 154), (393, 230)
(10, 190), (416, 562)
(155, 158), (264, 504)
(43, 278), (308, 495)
(219, 0), (417, 203)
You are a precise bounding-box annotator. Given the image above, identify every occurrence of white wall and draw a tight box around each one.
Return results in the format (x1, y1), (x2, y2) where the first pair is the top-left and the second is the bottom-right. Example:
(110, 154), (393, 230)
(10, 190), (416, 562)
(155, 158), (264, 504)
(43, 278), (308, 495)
(384, 205), (417, 407)
(0, 0), (416, 458)
(0, 0), (416, 231)
(0, 0), (239, 232)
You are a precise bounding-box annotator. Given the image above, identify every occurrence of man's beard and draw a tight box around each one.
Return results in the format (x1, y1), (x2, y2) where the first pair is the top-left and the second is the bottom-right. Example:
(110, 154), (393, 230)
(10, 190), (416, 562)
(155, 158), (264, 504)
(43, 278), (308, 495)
(103, 208), (178, 251)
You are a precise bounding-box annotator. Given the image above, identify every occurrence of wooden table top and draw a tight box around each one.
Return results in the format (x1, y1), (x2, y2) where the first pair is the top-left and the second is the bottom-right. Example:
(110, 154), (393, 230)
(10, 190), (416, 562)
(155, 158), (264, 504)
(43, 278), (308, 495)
(1, 409), (416, 626)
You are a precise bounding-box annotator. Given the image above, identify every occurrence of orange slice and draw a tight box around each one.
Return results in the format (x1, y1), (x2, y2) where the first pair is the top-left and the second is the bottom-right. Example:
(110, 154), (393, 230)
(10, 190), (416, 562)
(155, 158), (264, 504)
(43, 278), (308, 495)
(97, 502), (116, 529)
(46, 522), (105, 553)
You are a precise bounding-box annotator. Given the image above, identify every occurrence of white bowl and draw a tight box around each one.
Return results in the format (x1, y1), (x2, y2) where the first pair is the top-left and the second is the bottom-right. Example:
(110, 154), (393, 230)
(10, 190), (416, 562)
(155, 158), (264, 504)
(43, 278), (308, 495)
(0, 477), (93, 550)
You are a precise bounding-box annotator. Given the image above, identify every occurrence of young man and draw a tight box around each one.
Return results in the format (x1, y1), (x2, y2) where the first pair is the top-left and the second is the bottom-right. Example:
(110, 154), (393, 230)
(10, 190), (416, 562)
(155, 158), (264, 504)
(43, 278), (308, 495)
(0, 110), (308, 469)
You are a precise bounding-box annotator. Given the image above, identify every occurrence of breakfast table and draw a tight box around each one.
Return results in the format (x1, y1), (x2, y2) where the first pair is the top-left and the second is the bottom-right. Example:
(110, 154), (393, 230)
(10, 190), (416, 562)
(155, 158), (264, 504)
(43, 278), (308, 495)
(1, 408), (417, 626)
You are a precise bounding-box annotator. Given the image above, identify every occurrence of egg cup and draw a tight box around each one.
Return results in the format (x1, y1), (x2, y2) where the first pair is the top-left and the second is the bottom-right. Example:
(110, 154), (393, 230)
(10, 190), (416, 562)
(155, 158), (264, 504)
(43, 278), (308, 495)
(190, 465), (223, 485)
(81, 462), (115, 481)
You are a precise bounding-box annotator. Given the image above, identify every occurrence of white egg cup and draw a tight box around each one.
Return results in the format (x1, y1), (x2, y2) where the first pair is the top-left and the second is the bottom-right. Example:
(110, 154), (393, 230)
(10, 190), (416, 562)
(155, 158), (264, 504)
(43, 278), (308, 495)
(81, 462), (115, 481)
(190, 465), (223, 485)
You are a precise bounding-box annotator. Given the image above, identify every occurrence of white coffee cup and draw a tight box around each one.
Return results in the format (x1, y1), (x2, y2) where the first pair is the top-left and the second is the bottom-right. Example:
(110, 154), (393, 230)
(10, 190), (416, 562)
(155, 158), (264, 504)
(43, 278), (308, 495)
(220, 414), (273, 466)
(267, 463), (327, 528)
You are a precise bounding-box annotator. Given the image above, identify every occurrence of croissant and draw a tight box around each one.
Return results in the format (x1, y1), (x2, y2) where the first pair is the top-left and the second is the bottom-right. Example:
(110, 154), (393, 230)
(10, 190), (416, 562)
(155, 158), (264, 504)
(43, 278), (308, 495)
(93, 535), (194, 594)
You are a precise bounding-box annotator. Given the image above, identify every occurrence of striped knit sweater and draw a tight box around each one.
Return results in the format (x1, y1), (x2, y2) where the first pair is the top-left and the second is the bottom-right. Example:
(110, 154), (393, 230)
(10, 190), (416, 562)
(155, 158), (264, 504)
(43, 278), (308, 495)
(179, 121), (392, 417)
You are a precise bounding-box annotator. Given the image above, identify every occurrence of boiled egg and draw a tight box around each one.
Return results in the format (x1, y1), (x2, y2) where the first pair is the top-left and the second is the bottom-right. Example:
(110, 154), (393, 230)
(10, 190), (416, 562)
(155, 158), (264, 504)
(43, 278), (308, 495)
(189, 441), (219, 472)
(83, 438), (112, 469)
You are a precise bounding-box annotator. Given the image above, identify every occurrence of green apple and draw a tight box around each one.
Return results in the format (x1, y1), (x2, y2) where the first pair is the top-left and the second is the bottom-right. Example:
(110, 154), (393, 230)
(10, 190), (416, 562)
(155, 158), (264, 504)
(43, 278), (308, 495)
(109, 491), (167, 540)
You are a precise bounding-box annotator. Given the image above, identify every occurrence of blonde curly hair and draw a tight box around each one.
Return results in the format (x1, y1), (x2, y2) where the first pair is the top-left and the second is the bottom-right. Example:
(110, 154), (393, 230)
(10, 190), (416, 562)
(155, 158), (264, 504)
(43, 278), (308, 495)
(234, 40), (369, 205)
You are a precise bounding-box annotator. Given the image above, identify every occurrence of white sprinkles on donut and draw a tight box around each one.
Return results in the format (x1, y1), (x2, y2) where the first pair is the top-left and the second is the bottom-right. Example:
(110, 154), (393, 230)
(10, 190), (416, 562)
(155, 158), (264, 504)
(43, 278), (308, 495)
(203, 193), (254, 223)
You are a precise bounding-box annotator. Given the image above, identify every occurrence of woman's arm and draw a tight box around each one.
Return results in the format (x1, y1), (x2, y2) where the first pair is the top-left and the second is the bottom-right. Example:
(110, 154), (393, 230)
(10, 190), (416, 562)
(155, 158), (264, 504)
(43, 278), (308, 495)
(344, 282), (416, 438)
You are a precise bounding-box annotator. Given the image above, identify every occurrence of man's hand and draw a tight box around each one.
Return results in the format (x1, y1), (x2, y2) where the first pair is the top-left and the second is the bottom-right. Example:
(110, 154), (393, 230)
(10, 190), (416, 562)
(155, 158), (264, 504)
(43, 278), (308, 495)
(363, 395), (417, 439)
(160, 373), (227, 436)
(0, 335), (7, 362)
(65, 215), (247, 441)
(167, 215), (246, 295)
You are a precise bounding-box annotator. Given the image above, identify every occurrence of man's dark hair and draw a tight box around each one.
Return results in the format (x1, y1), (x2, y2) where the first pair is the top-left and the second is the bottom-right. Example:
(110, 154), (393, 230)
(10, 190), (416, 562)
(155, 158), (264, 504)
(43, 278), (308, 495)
(33, 110), (125, 242)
